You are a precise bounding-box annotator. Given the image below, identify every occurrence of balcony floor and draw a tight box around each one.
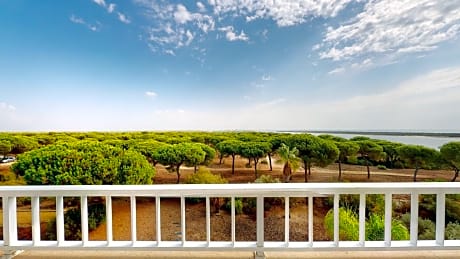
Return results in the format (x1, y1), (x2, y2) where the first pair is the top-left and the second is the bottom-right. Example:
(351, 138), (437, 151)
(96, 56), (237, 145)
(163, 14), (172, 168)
(3, 250), (459, 259)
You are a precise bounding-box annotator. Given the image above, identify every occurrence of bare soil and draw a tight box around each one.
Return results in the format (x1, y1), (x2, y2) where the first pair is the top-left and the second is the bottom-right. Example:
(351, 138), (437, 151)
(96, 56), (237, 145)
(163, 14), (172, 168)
(1, 157), (456, 242)
(88, 156), (455, 242)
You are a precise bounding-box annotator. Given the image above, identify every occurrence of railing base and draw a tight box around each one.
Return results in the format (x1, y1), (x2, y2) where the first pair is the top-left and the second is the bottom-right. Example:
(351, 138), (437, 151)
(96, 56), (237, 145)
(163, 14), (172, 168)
(254, 251), (266, 259)
(1, 250), (23, 259)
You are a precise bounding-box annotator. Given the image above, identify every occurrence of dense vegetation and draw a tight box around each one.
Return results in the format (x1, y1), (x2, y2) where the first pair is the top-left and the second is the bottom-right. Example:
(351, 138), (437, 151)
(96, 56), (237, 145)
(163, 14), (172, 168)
(0, 131), (459, 241)
(1, 132), (459, 184)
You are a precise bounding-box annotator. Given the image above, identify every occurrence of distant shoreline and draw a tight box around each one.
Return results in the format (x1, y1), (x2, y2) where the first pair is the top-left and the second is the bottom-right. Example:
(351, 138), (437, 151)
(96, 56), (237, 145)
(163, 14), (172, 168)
(285, 130), (460, 138)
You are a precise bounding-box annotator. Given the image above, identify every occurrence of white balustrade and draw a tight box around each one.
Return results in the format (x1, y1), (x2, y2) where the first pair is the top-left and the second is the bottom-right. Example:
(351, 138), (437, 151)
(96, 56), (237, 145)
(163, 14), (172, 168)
(0, 182), (459, 254)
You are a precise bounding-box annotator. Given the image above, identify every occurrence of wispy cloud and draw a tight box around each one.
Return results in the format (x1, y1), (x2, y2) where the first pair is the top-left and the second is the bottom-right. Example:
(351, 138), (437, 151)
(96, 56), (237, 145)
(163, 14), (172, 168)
(93, 0), (130, 24)
(117, 12), (131, 24)
(136, 1), (215, 51)
(328, 67), (345, 75)
(145, 91), (158, 97)
(210, 0), (353, 27)
(69, 15), (100, 31)
(0, 102), (16, 112)
(317, 0), (460, 69)
(218, 26), (249, 41)
(261, 75), (273, 81)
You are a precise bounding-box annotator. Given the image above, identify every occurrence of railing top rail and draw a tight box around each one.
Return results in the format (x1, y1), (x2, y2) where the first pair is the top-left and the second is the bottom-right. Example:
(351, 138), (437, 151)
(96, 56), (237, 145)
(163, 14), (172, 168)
(0, 182), (459, 197)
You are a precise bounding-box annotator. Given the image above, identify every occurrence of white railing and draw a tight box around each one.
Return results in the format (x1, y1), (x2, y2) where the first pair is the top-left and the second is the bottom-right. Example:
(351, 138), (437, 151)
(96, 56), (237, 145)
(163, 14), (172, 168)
(1, 183), (460, 256)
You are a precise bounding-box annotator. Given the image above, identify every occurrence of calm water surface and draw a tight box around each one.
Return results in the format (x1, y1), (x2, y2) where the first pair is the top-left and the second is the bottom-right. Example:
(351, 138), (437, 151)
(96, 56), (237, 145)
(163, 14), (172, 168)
(311, 133), (460, 149)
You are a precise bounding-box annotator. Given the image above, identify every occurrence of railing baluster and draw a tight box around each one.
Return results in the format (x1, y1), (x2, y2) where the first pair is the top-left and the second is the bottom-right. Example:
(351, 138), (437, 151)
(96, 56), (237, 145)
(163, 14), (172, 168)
(308, 196), (313, 246)
(81, 195), (88, 245)
(181, 196), (186, 244)
(56, 196), (64, 245)
(206, 197), (210, 245)
(333, 194), (339, 246)
(384, 193), (392, 247)
(4, 197), (18, 246)
(31, 196), (40, 245)
(284, 196), (289, 246)
(436, 193), (446, 246)
(410, 193), (419, 246)
(156, 196), (161, 244)
(231, 197), (235, 245)
(359, 194), (365, 246)
(106, 196), (113, 245)
(256, 196), (264, 249)
(130, 196), (137, 243)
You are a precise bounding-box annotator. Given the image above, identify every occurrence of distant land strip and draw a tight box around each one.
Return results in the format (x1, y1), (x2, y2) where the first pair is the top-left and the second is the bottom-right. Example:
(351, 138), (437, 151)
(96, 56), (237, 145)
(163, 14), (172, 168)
(289, 130), (460, 138)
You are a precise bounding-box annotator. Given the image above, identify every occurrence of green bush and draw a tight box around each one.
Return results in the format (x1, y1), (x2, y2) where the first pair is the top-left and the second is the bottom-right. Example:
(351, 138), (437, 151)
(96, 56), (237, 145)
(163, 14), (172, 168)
(225, 198), (243, 214)
(13, 141), (155, 185)
(184, 167), (227, 184)
(400, 213), (435, 240)
(377, 165), (387, 170)
(324, 207), (359, 241)
(328, 194), (385, 217)
(46, 203), (106, 240)
(366, 214), (409, 241)
(446, 222), (460, 240)
(255, 175), (280, 183)
(324, 208), (409, 241)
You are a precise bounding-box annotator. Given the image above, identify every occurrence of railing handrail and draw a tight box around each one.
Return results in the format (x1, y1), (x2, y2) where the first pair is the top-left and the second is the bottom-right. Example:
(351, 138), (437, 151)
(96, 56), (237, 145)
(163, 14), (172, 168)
(1, 182), (459, 196)
(1, 182), (460, 258)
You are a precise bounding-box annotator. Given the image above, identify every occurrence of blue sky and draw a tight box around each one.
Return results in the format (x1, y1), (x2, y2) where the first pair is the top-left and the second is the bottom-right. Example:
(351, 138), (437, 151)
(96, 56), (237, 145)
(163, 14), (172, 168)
(1, 0), (460, 131)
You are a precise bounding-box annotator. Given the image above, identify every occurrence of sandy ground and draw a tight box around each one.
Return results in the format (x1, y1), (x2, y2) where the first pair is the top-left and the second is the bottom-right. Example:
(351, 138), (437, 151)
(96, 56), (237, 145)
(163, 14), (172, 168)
(1, 156), (457, 243)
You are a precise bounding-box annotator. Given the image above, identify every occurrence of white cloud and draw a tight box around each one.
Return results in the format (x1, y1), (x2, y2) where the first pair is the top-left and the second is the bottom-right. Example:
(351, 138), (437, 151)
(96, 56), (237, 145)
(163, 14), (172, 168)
(197, 2), (207, 12)
(69, 15), (100, 32)
(209, 0), (354, 27)
(117, 12), (131, 24)
(145, 91), (157, 97)
(136, 1), (215, 51)
(174, 4), (192, 24)
(164, 49), (176, 56)
(219, 26), (249, 41)
(261, 74), (272, 81)
(92, 0), (106, 7)
(107, 3), (116, 13)
(328, 67), (345, 75)
(0, 102), (16, 112)
(317, 0), (460, 68)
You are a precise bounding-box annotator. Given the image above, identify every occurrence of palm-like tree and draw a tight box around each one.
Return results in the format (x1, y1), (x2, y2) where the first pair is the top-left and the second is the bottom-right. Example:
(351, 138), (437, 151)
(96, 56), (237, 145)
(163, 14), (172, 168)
(277, 143), (301, 183)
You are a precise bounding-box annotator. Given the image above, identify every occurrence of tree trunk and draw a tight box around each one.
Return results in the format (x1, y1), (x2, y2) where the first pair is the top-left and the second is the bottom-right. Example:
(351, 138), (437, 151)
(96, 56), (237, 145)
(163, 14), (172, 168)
(268, 153), (273, 171)
(338, 160), (342, 181)
(248, 158), (251, 166)
(413, 166), (419, 182)
(308, 162), (312, 176)
(231, 154), (236, 175)
(283, 163), (292, 183)
(303, 160), (308, 182)
(219, 153), (223, 164)
(194, 165), (197, 173)
(176, 164), (181, 184)
(366, 159), (371, 179)
(254, 158), (259, 179)
(452, 168), (459, 182)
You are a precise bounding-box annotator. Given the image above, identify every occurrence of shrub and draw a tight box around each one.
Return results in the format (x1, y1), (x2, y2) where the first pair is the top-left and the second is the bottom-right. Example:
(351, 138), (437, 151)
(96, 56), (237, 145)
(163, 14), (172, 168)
(329, 194), (385, 217)
(46, 203), (106, 240)
(366, 214), (409, 241)
(377, 165), (387, 170)
(255, 175), (280, 183)
(184, 167), (227, 184)
(446, 222), (460, 240)
(324, 207), (359, 241)
(225, 198), (243, 214)
(401, 213), (437, 240)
